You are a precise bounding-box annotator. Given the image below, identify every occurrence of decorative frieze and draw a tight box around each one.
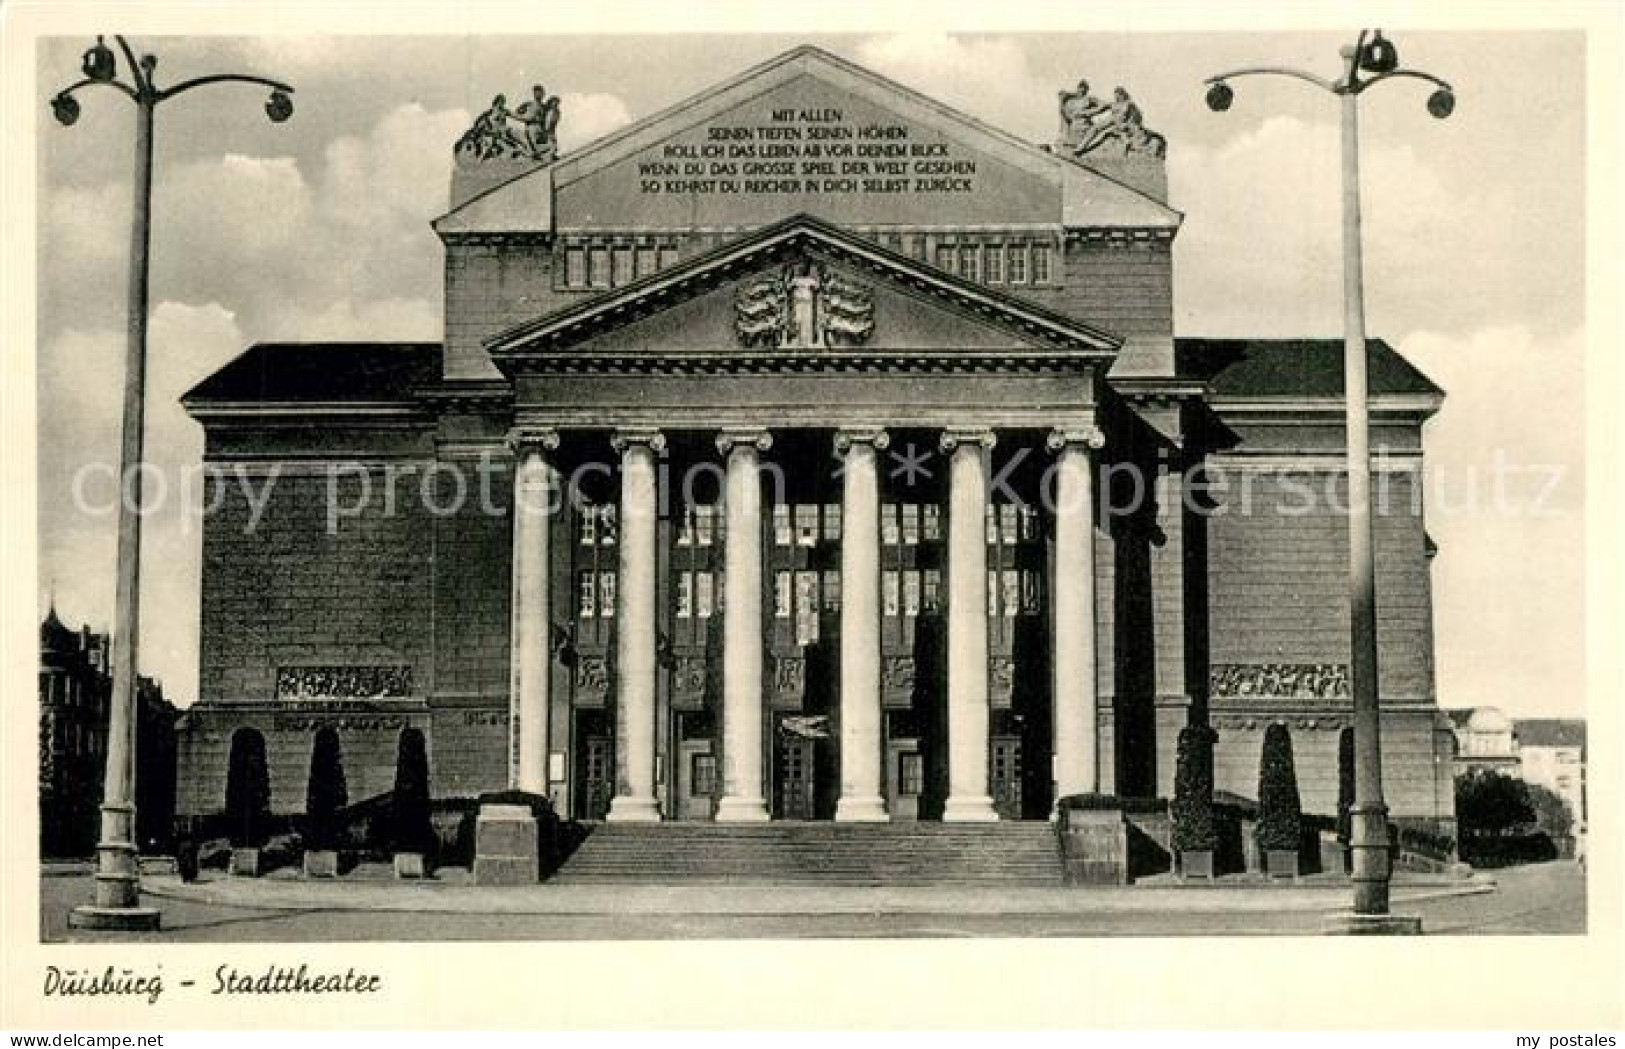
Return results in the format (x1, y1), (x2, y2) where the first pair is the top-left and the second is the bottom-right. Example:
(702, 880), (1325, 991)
(274, 666), (413, 702)
(1209, 662), (1349, 700)
(1211, 714), (1350, 733)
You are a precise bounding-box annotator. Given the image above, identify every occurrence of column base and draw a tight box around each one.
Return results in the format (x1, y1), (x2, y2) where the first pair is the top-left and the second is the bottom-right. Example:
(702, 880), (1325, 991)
(1323, 913), (1424, 936)
(943, 795), (1000, 822)
(834, 796), (890, 822)
(69, 905), (160, 932)
(605, 796), (662, 823)
(714, 796), (771, 822)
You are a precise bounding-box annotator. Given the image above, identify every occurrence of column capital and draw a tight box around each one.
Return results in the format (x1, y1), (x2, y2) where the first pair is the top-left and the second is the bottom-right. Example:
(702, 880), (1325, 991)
(611, 428), (667, 455)
(835, 427), (890, 454)
(507, 427), (560, 456)
(939, 427), (997, 454)
(716, 428), (773, 455)
(1046, 425), (1105, 453)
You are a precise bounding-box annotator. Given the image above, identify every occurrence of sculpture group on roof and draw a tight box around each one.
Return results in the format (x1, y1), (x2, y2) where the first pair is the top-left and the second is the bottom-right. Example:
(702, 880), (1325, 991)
(1056, 80), (1166, 159)
(455, 84), (562, 165)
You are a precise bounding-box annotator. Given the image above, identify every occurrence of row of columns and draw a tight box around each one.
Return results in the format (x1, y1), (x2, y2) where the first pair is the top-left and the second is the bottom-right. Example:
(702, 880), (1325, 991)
(507, 424), (1104, 821)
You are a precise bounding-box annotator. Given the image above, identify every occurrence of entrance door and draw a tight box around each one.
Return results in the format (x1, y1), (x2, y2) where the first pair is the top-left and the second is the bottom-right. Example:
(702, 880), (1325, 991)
(579, 735), (614, 821)
(991, 736), (1023, 820)
(676, 739), (718, 821)
(886, 739), (922, 821)
(775, 735), (816, 820)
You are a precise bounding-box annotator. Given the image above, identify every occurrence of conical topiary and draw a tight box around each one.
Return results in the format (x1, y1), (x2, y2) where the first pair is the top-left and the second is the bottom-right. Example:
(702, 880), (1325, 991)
(304, 726), (348, 851)
(390, 727), (434, 856)
(1255, 722), (1302, 853)
(224, 728), (272, 849)
(1170, 725), (1218, 853)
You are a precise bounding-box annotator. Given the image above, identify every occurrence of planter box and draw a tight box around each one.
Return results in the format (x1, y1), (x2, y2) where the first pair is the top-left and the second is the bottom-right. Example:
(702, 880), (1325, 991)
(1178, 849), (1215, 880)
(1059, 807), (1128, 885)
(1319, 836), (1349, 876)
(393, 852), (427, 879)
(473, 803), (540, 886)
(1265, 848), (1300, 879)
(229, 847), (262, 878)
(303, 849), (340, 878)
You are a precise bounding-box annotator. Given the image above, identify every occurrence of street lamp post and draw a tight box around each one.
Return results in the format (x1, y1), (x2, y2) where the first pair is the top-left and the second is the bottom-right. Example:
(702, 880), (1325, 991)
(56, 35), (293, 932)
(1204, 31), (1454, 931)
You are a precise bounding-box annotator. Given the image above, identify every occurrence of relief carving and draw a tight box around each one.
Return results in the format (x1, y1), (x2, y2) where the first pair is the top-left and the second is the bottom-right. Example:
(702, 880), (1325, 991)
(576, 656), (610, 698)
(735, 261), (874, 349)
(274, 665), (412, 701)
(1209, 662), (1350, 700)
(774, 656), (806, 696)
(882, 656), (915, 691)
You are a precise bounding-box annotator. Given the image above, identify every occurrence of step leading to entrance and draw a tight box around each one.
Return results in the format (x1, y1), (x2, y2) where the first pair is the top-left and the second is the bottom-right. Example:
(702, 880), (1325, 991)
(549, 821), (1064, 886)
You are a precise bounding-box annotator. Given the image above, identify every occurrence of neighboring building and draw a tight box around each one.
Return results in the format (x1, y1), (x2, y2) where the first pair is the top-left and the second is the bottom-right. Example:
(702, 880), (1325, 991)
(174, 47), (1455, 842)
(1515, 718), (1587, 832)
(39, 609), (178, 856)
(1444, 706), (1522, 776)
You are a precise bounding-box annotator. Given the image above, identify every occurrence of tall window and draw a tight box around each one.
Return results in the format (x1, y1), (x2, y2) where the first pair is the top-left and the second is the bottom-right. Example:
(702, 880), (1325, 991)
(985, 243), (1005, 284)
(588, 246), (611, 288)
(564, 245), (587, 288)
(958, 243), (980, 282)
(612, 244), (634, 286)
(1006, 244), (1027, 285)
(1032, 242), (1052, 285)
(635, 243), (658, 278)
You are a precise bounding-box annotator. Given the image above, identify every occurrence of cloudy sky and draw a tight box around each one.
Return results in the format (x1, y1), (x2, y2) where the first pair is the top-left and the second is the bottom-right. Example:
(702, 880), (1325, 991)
(35, 30), (1585, 716)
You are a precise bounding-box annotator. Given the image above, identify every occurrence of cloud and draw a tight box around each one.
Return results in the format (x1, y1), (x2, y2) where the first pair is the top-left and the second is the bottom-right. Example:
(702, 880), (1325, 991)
(557, 92), (634, 153)
(855, 34), (1052, 141)
(1395, 325), (1585, 717)
(39, 302), (248, 706)
(1170, 114), (1542, 340)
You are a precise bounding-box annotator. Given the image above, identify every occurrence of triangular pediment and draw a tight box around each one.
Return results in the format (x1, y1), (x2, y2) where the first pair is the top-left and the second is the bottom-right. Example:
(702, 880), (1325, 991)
(435, 46), (1181, 237)
(485, 215), (1120, 372)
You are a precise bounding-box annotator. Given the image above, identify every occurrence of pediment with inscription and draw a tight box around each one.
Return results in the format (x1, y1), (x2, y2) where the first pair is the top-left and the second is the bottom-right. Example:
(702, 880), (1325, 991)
(435, 46), (1179, 238)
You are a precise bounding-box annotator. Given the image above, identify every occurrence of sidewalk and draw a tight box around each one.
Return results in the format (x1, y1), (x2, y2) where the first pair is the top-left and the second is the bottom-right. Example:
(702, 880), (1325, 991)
(143, 870), (1494, 917)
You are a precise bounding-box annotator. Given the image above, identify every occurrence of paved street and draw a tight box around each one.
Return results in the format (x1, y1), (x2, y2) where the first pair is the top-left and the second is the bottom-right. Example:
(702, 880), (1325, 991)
(37, 860), (1583, 941)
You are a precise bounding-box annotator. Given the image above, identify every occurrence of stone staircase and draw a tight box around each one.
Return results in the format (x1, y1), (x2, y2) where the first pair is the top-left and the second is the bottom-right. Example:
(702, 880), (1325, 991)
(549, 821), (1063, 886)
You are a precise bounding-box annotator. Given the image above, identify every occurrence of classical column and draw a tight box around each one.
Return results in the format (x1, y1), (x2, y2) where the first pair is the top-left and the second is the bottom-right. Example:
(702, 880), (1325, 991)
(607, 429), (665, 822)
(715, 428), (773, 822)
(510, 429), (560, 795)
(1047, 425), (1105, 802)
(834, 427), (889, 822)
(942, 427), (999, 822)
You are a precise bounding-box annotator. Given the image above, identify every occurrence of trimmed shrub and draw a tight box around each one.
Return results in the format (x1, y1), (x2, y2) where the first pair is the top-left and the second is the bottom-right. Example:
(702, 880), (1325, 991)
(1336, 727), (1355, 846)
(303, 727), (348, 851)
(390, 728), (435, 856)
(1255, 723), (1302, 853)
(1170, 726), (1218, 853)
(223, 728), (271, 849)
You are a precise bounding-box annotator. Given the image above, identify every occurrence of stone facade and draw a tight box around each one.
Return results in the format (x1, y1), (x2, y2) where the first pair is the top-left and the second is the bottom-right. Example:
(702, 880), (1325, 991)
(174, 46), (1455, 842)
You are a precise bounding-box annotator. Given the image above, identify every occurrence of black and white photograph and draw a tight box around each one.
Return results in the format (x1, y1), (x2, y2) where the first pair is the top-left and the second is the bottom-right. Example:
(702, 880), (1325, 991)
(4, 1), (1619, 1032)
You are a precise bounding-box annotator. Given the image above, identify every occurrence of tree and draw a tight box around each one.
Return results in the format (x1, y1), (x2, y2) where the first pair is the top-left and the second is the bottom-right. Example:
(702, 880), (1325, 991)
(304, 727), (348, 851)
(1170, 725), (1218, 853)
(224, 728), (272, 848)
(1455, 768), (1535, 837)
(1255, 723), (1302, 853)
(390, 727), (434, 855)
(1336, 727), (1355, 846)
(1525, 782), (1574, 841)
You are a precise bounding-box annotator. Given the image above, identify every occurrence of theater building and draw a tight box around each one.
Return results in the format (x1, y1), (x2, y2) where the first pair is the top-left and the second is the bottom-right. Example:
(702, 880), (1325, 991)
(174, 47), (1456, 837)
